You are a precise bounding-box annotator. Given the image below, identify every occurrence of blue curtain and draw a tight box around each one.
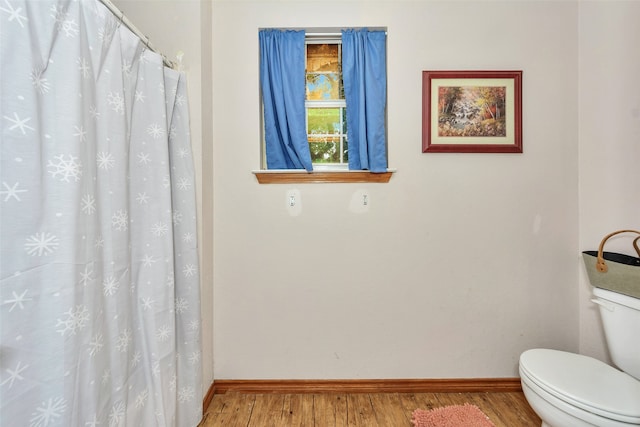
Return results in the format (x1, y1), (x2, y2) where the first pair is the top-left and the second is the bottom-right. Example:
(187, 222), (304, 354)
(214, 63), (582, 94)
(342, 29), (388, 172)
(259, 29), (313, 171)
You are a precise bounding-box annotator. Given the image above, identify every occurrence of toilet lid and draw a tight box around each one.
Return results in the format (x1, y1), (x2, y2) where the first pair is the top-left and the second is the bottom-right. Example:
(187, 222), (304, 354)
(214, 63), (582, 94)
(520, 349), (640, 424)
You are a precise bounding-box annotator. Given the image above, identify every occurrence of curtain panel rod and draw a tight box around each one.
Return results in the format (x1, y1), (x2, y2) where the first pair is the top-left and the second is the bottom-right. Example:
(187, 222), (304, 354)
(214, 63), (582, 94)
(259, 27), (387, 36)
(98, 0), (175, 69)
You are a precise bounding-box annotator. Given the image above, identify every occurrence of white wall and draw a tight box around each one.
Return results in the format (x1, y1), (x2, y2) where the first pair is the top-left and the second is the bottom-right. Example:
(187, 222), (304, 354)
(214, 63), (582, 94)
(578, 1), (640, 361)
(115, 0), (640, 386)
(212, 0), (580, 379)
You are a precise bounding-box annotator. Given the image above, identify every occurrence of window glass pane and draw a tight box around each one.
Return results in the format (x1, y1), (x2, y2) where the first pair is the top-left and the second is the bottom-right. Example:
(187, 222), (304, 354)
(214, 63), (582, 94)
(306, 73), (340, 100)
(342, 108), (348, 163)
(309, 140), (340, 163)
(343, 136), (348, 163)
(307, 44), (339, 72)
(307, 108), (341, 135)
(307, 107), (346, 164)
(306, 44), (342, 100)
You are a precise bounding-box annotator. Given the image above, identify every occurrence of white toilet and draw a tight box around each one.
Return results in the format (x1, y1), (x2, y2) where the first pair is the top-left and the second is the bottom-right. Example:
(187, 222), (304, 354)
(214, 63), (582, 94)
(519, 287), (640, 427)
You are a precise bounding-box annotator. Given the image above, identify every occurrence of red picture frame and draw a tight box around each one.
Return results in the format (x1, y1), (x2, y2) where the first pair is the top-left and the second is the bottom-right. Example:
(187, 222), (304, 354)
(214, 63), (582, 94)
(422, 70), (522, 153)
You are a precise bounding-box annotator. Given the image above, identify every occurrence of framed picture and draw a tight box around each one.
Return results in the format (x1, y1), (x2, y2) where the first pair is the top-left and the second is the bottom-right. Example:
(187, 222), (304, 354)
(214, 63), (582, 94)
(422, 70), (522, 153)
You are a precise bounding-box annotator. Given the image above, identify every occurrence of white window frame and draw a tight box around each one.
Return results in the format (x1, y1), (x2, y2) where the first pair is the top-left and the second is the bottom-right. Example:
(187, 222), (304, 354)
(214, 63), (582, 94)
(305, 35), (348, 171)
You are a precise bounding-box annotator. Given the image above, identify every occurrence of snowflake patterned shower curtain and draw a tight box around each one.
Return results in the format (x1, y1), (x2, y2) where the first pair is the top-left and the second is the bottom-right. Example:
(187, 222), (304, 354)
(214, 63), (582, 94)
(0, 1), (202, 426)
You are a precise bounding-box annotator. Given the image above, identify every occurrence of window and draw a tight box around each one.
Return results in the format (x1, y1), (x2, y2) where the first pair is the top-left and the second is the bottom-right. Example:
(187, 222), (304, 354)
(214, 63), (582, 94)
(305, 40), (348, 169)
(257, 28), (392, 183)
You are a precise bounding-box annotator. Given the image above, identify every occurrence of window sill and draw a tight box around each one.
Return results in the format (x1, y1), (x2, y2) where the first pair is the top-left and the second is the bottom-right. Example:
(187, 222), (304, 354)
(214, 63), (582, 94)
(252, 169), (395, 184)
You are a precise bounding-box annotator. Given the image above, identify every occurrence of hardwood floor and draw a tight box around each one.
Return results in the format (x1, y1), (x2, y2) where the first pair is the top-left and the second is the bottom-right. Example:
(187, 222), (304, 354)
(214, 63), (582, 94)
(199, 391), (541, 426)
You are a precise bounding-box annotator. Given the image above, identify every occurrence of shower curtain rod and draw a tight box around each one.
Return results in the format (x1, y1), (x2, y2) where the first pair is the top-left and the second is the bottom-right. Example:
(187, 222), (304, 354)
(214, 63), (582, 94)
(98, 0), (176, 69)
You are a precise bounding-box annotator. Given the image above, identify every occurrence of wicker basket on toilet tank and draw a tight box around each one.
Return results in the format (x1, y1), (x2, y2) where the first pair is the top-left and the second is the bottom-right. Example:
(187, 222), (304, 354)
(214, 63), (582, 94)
(582, 229), (640, 299)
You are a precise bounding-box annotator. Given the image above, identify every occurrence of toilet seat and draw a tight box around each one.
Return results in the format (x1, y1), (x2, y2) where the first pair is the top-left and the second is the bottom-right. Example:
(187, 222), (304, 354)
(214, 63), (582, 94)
(520, 349), (640, 424)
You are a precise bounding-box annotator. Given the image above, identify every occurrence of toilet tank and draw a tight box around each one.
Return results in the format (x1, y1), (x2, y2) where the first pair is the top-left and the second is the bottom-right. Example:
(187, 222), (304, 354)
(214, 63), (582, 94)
(592, 287), (640, 380)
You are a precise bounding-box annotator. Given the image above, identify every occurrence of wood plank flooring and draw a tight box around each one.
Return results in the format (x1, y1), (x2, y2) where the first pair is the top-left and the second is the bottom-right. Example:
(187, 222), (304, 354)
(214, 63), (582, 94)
(199, 391), (541, 426)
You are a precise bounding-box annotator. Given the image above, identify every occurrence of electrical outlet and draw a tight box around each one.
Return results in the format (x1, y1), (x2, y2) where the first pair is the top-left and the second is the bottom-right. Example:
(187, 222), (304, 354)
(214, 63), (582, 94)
(286, 189), (301, 216)
(349, 189), (370, 213)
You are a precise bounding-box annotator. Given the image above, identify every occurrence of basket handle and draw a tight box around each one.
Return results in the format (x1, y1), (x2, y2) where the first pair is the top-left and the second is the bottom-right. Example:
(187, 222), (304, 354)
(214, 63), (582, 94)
(596, 229), (640, 272)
